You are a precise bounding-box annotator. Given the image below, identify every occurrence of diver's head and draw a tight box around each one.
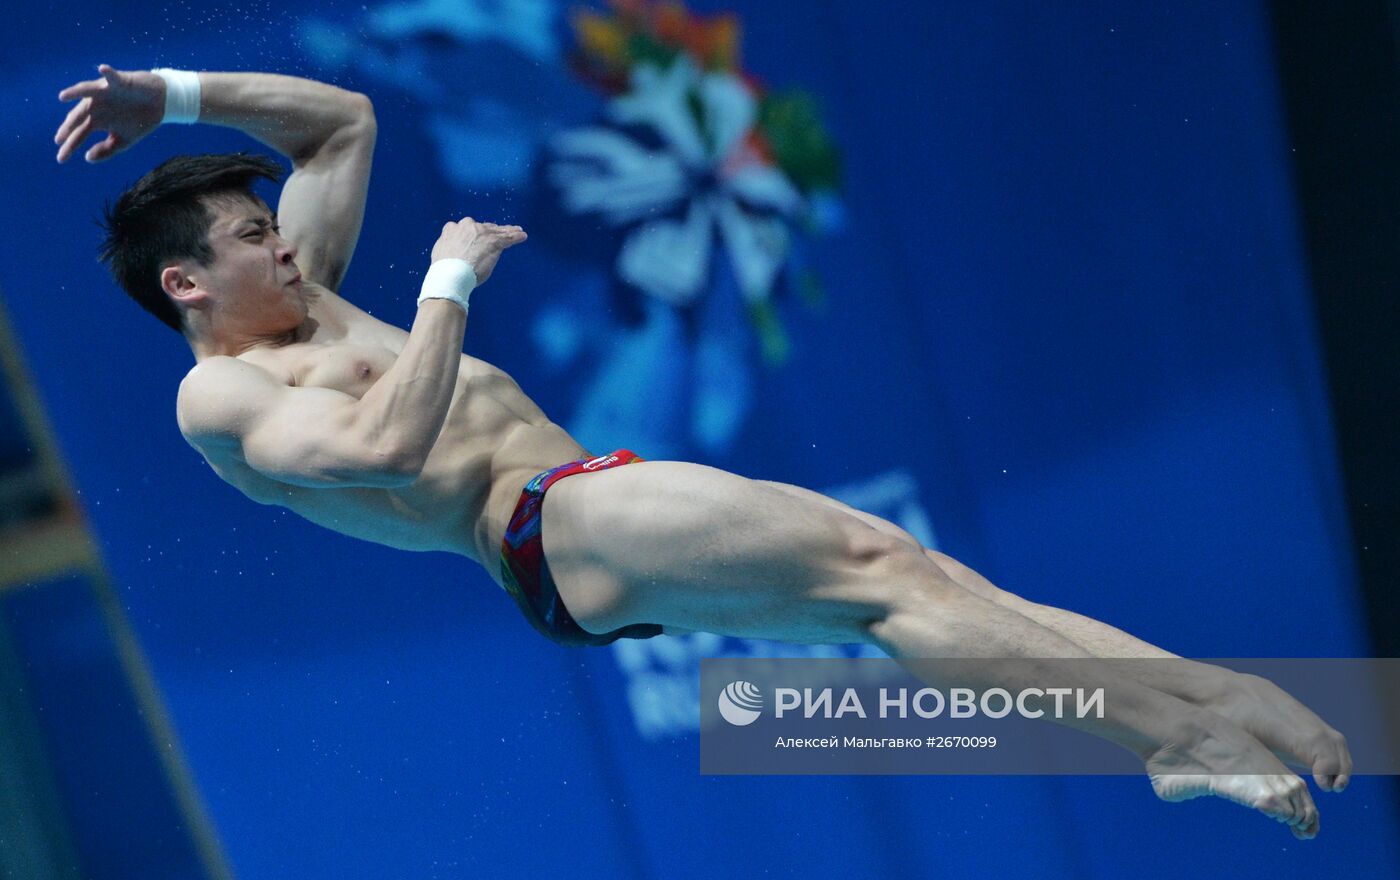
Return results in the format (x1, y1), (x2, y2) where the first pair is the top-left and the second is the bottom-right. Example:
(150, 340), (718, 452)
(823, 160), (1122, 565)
(98, 152), (303, 341)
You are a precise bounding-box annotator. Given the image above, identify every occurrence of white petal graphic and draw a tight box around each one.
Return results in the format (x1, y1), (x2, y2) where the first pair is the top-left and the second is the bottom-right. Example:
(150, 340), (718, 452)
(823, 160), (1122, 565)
(698, 70), (757, 163)
(617, 200), (715, 306)
(609, 58), (709, 168)
(724, 163), (805, 217)
(549, 128), (688, 224)
(715, 198), (791, 303)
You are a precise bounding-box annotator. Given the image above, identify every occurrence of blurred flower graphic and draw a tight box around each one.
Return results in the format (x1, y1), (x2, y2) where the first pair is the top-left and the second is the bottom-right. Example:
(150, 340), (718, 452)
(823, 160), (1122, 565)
(545, 0), (842, 364)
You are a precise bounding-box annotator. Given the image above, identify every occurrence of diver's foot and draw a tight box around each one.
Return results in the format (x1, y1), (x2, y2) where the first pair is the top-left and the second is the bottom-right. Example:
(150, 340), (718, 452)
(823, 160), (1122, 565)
(1146, 713), (1321, 840)
(1192, 669), (1352, 793)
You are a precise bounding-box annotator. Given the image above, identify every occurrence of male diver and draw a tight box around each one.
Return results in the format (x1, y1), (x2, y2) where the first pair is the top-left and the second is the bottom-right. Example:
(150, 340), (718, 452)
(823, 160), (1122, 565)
(53, 64), (1350, 838)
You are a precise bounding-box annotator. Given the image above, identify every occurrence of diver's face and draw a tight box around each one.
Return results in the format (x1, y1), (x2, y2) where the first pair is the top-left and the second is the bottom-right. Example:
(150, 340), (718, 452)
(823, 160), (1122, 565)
(200, 196), (304, 331)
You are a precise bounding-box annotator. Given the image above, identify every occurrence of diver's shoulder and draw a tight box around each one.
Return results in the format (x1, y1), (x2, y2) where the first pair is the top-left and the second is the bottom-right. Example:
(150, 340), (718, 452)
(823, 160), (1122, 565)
(180, 355), (270, 396)
(175, 356), (285, 442)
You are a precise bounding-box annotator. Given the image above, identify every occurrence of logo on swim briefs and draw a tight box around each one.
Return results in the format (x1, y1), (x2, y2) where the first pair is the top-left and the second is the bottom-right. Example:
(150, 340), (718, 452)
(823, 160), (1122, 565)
(718, 681), (764, 726)
(583, 454), (619, 471)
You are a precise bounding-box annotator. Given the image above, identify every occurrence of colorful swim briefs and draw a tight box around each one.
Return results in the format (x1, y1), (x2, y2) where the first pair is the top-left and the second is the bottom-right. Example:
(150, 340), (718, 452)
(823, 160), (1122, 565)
(499, 449), (665, 648)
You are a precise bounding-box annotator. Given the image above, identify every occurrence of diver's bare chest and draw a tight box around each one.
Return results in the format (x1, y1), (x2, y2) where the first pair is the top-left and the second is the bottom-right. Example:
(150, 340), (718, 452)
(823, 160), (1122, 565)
(250, 342), (400, 399)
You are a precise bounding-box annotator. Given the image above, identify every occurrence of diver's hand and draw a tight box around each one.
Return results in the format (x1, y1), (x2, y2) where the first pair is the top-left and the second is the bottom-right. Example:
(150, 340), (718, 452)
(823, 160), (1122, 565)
(54, 64), (164, 163)
(430, 218), (527, 286)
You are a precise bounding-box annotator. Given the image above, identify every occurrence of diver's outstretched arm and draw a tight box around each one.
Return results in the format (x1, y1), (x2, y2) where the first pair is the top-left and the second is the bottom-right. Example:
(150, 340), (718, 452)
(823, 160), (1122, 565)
(55, 64), (375, 294)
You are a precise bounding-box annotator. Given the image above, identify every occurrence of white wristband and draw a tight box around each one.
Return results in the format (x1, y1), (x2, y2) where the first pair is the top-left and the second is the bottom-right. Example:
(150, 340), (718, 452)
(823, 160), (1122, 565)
(150, 68), (202, 124)
(418, 259), (477, 313)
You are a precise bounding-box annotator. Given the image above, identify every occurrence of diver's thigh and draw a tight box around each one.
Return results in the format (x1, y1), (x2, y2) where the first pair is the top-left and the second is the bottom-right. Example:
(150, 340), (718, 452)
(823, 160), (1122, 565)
(540, 461), (896, 640)
(754, 479), (925, 550)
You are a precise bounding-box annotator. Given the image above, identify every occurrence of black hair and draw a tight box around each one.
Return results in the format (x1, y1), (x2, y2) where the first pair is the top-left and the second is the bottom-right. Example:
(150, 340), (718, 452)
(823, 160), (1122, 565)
(96, 152), (284, 333)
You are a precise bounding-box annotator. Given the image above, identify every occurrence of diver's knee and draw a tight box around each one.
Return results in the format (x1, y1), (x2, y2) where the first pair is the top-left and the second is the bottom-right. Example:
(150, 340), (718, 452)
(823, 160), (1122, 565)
(922, 548), (1010, 603)
(841, 529), (966, 615)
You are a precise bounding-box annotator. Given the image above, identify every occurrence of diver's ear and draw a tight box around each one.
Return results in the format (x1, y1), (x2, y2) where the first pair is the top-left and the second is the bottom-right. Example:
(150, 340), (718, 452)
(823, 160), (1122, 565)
(162, 264), (207, 310)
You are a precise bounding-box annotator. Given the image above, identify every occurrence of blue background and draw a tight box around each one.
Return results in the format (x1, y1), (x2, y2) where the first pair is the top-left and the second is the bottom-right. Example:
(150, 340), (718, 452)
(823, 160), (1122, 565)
(2, 0), (1396, 877)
